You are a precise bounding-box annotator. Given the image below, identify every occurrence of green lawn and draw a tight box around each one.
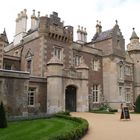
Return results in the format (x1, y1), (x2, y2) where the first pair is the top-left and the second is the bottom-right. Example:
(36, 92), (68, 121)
(0, 117), (79, 140)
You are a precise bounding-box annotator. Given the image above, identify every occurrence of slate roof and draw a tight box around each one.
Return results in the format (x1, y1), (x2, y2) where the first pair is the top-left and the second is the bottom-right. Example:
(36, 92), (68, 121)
(130, 28), (139, 40)
(92, 29), (113, 42)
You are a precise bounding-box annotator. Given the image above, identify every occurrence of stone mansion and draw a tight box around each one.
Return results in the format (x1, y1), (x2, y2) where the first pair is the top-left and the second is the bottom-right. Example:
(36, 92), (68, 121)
(0, 9), (140, 116)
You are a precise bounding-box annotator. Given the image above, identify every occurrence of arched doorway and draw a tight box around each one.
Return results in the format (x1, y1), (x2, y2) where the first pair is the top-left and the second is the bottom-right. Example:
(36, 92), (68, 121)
(65, 85), (77, 112)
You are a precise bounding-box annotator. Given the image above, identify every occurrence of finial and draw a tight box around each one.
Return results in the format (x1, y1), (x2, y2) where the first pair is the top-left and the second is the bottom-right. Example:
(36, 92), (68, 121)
(99, 21), (101, 26)
(84, 27), (86, 32)
(96, 20), (99, 24)
(133, 27), (135, 31)
(21, 11), (23, 17)
(3, 28), (6, 35)
(18, 13), (20, 18)
(33, 9), (35, 16)
(24, 9), (27, 13)
(81, 26), (83, 31)
(78, 25), (80, 30)
(115, 20), (118, 25)
(38, 11), (40, 17)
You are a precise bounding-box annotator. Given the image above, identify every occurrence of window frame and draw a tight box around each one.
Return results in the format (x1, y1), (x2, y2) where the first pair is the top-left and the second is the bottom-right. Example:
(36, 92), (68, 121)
(28, 87), (36, 107)
(92, 85), (100, 103)
(54, 46), (62, 60)
(92, 59), (100, 71)
(74, 55), (81, 66)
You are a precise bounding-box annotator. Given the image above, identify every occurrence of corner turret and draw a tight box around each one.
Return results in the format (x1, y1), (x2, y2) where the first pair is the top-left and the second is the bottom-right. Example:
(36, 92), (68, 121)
(127, 28), (140, 51)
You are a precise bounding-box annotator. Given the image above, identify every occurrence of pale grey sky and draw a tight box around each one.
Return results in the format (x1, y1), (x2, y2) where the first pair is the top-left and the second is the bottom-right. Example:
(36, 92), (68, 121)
(0, 0), (140, 46)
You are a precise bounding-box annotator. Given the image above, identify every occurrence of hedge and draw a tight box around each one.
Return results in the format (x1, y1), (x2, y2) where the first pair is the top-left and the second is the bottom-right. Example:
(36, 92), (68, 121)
(48, 114), (89, 140)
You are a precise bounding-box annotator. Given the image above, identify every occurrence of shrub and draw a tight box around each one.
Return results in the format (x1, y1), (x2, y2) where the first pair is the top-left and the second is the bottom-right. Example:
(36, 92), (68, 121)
(0, 102), (7, 128)
(56, 111), (70, 116)
(49, 114), (89, 140)
(109, 108), (118, 112)
(135, 95), (140, 113)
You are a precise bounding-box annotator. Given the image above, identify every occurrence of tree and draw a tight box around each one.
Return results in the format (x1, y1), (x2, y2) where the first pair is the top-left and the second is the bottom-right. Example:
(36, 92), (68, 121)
(0, 102), (7, 128)
(135, 95), (140, 113)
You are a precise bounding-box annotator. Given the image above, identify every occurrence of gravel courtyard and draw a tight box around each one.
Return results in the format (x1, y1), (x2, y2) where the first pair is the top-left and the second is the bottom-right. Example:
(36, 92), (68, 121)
(71, 112), (140, 140)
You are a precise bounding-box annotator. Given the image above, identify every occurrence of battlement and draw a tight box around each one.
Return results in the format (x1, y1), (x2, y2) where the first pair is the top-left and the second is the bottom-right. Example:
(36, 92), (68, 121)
(39, 12), (73, 43)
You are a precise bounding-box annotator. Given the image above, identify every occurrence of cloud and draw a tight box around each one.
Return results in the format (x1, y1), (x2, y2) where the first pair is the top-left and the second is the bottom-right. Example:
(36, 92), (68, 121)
(95, 0), (129, 12)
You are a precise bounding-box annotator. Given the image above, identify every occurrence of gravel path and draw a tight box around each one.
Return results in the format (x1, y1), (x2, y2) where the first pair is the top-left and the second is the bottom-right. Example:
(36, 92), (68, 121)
(71, 112), (140, 140)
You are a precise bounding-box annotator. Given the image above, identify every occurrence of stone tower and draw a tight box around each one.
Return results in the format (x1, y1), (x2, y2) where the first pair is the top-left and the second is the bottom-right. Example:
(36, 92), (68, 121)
(127, 28), (140, 100)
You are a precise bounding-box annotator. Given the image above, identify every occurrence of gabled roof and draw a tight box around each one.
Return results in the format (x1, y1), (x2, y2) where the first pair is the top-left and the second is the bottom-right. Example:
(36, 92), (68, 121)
(92, 21), (122, 43)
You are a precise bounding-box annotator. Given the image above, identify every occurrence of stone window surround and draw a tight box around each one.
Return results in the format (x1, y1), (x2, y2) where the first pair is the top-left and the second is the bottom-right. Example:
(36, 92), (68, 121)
(74, 55), (81, 66)
(27, 86), (38, 107)
(53, 45), (63, 61)
(125, 65), (132, 76)
(92, 84), (100, 103)
(26, 56), (33, 74)
(92, 58), (100, 71)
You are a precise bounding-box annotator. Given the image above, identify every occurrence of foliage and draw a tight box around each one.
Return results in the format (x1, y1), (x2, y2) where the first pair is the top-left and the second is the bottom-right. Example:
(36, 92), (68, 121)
(49, 114), (89, 140)
(0, 102), (7, 128)
(56, 111), (70, 116)
(135, 94), (140, 113)
(90, 104), (117, 114)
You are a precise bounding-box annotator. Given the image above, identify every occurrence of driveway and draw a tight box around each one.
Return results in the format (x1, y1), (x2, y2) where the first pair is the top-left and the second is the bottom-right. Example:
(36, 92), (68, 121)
(71, 112), (140, 140)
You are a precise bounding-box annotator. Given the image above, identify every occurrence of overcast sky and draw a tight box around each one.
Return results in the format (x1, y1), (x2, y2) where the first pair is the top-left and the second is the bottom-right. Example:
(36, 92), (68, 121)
(0, 0), (140, 46)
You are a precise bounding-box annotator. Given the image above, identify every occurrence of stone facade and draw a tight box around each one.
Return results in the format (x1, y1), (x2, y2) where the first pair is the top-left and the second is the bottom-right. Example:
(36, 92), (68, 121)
(0, 10), (139, 116)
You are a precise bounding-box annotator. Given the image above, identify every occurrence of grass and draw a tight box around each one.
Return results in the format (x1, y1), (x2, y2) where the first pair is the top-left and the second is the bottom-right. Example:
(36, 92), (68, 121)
(0, 117), (80, 140)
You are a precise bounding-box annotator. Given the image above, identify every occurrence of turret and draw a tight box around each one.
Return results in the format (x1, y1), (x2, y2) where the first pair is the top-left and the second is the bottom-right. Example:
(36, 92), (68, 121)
(130, 28), (139, 44)
(127, 28), (140, 51)
(127, 28), (140, 100)
(46, 56), (63, 114)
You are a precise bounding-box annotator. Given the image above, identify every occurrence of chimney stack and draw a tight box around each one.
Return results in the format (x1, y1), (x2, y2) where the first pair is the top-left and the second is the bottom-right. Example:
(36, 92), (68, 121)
(21, 9), (28, 33)
(14, 9), (28, 45)
(96, 20), (102, 34)
(31, 10), (39, 30)
(77, 25), (87, 44)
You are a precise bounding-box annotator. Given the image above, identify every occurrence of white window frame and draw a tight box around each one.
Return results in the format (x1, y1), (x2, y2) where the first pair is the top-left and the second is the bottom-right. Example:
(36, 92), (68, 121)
(92, 85), (100, 103)
(125, 88), (131, 103)
(54, 47), (62, 60)
(74, 55), (81, 66)
(92, 59), (100, 71)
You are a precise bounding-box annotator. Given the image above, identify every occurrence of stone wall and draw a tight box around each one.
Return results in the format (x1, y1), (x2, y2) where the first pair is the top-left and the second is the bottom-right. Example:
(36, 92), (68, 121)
(0, 69), (29, 116)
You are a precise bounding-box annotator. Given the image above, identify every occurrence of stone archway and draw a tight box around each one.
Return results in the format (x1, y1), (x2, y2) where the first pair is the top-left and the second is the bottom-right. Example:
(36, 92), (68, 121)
(65, 85), (77, 112)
